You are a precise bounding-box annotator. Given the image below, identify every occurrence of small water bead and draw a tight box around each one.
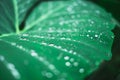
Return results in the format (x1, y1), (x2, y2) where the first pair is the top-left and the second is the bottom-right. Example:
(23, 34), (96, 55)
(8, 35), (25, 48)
(63, 49), (68, 52)
(49, 44), (54, 47)
(38, 28), (42, 31)
(57, 46), (62, 49)
(48, 64), (55, 70)
(70, 58), (74, 62)
(22, 34), (29, 37)
(73, 62), (79, 67)
(59, 21), (64, 26)
(69, 50), (73, 54)
(73, 52), (77, 55)
(90, 37), (93, 39)
(64, 56), (70, 60)
(41, 42), (47, 45)
(30, 50), (38, 57)
(42, 71), (53, 78)
(11, 42), (16, 46)
(48, 28), (54, 32)
(95, 10), (100, 14)
(67, 6), (73, 12)
(86, 34), (90, 37)
(79, 68), (85, 73)
(45, 72), (53, 78)
(95, 34), (98, 38)
(18, 45), (23, 49)
(0, 55), (4, 61)
(111, 36), (114, 39)
(65, 62), (71, 67)
(95, 61), (100, 66)
(88, 30), (91, 33)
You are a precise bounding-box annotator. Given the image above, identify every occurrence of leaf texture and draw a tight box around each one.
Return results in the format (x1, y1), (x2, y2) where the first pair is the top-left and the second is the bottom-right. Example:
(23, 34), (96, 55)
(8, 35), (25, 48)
(0, 0), (116, 80)
(0, 0), (38, 34)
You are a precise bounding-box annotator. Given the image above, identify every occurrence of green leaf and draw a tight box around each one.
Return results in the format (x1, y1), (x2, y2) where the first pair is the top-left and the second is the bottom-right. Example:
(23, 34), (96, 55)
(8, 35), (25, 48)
(0, 0), (116, 80)
(0, 0), (38, 34)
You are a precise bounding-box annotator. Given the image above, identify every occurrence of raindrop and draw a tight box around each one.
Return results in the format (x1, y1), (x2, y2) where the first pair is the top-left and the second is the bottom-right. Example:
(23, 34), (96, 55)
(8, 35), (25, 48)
(73, 62), (79, 67)
(95, 10), (100, 14)
(70, 58), (74, 62)
(73, 52), (77, 55)
(67, 7), (73, 12)
(86, 34), (90, 37)
(65, 62), (71, 67)
(69, 50), (73, 54)
(64, 56), (69, 60)
(79, 68), (85, 73)
(22, 34), (28, 37)
(11, 42), (16, 46)
(48, 28), (54, 32)
(49, 44), (54, 47)
(30, 50), (38, 57)
(88, 30), (91, 33)
(95, 34), (98, 38)
(45, 72), (53, 78)
(49, 64), (55, 70)
(0, 55), (4, 61)
(59, 22), (64, 26)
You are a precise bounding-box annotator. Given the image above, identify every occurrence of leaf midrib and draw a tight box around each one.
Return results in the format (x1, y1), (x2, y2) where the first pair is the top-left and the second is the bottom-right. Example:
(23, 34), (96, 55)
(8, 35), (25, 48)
(13, 0), (19, 34)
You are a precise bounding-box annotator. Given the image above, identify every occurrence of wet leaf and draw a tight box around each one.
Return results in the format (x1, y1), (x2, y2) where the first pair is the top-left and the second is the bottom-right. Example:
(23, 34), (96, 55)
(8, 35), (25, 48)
(0, 0), (38, 34)
(0, 0), (116, 80)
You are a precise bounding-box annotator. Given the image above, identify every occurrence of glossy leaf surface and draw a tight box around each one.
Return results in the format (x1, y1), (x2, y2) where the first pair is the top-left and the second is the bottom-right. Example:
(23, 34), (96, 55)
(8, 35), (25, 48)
(0, 0), (116, 80)
(0, 0), (38, 34)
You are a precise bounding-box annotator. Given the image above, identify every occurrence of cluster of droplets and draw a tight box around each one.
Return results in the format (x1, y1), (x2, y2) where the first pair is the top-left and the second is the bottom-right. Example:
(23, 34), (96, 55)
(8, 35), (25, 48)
(0, 55), (21, 79)
(10, 40), (60, 78)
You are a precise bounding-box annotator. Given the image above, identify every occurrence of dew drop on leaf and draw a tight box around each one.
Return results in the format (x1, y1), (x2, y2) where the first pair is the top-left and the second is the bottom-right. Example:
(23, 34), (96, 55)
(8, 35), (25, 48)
(65, 62), (71, 67)
(79, 68), (85, 73)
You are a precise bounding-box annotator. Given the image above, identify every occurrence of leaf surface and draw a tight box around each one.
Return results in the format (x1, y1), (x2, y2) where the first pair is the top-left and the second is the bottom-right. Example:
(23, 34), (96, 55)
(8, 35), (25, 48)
(0, 0), (38, 34)
(0, 0), (116, 80)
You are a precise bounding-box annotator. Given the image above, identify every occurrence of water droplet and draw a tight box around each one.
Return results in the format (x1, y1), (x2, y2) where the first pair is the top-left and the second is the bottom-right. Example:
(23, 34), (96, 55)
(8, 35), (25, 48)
(49, 44), (54, 47)
(48, 28), (53, 32)
(79, 68), (85, 73)
(73, 62), (79, 67)
(69, 50), (73, 54)
(11, 42), (16, 46)
(95, 10), (100, 14)
(67, 7), (73, 12)
(41, 42), (47, 45)
(73, 52), (77, 55)
(49, 64), (55, 70)
(0, 55), (4, 61)
(88, 30), (91, 32)
(30, 50), (38, 57)
(59, 21), (64, 26)
(65, 62), (71, 67)
(70, 58), (74, 62)
(45, 72), (53, 78)
(86, 34), (90, 37)
(64, 56), (69, 60)
(95, 34), (98, 38)
(22, 34), (28, 37)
